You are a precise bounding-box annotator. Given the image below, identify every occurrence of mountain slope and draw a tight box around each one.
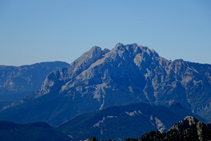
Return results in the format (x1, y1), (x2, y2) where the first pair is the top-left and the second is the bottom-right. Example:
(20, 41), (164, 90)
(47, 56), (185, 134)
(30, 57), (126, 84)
(0, 43), (211, 126)
(0, 120), (70, 141)
(57, 102), (205, 141)
(139, 116), (211, 141)
(0, 61), (69, 102)
(36, 43), (211, 116)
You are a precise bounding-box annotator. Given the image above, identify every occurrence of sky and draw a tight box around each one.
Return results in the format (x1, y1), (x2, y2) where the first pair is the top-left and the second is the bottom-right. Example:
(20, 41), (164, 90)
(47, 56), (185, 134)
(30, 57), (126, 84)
(0, 0), (211, 66)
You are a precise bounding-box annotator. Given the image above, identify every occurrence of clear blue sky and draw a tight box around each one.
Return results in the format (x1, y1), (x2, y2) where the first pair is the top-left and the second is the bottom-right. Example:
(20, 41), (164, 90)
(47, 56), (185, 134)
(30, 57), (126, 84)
(0, 0), (211, 66)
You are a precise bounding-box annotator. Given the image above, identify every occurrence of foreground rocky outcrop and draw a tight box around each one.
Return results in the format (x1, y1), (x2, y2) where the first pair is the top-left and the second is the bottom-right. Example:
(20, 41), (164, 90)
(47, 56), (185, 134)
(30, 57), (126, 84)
(139, 116), (211, 141)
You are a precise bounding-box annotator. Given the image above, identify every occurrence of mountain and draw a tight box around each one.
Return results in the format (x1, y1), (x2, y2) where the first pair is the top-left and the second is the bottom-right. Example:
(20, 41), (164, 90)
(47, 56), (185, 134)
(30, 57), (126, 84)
(0, 61), (69, 102)
(57, 102), (205, 141)
(0, 43), (211, 126)
(139, 116), (211, 141)
(0, 120), (70, 141)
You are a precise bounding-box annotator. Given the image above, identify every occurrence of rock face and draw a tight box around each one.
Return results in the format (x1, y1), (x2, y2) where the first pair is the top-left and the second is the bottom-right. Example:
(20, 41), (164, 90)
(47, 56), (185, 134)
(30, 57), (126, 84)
(57, 103), (205, 141)
(169, 116), (199, 132)
(35, 43), (211, 111)
(0, 43), (211, 126)
(140, 116), (211, 141)
(39, 44), (211, 116)
(0, 61), (69, 102)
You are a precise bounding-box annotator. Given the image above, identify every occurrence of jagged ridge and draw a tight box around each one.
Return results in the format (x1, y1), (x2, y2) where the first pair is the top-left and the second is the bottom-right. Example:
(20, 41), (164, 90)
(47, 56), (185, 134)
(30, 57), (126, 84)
(0, 43), (211, 127)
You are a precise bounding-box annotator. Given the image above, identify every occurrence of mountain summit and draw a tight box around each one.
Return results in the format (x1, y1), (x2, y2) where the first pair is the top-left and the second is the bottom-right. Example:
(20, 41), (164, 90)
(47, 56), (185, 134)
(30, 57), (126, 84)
(0, 43), (211, 126)
(36, 43), (211, 111)
(34, 43), (167, 107)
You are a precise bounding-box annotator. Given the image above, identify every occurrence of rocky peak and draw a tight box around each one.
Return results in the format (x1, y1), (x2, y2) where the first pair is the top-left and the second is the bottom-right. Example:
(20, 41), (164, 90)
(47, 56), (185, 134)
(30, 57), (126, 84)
(36, 46), (108, 97)
(36, 43), (161, 98)
(85, 46), (103, 58)
(183, 116), (199, 125)
(140, 116), (211, 141)
(169, 116), (198, 132)
(24, 43), (211, 124)
(114, 42), (124, 48)
(167, 116), (210, 141)
(113, 43), (156, 56)
(108, 43), (161, 68)
(102, 48), (110, 54)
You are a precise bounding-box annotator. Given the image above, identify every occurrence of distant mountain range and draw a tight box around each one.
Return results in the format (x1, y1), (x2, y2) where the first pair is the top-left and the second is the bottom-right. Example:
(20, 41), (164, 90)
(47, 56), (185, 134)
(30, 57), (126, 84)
(0, 43), (210, 127)
(57, 102), (205, 141)
(0, 61), (69, 102)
